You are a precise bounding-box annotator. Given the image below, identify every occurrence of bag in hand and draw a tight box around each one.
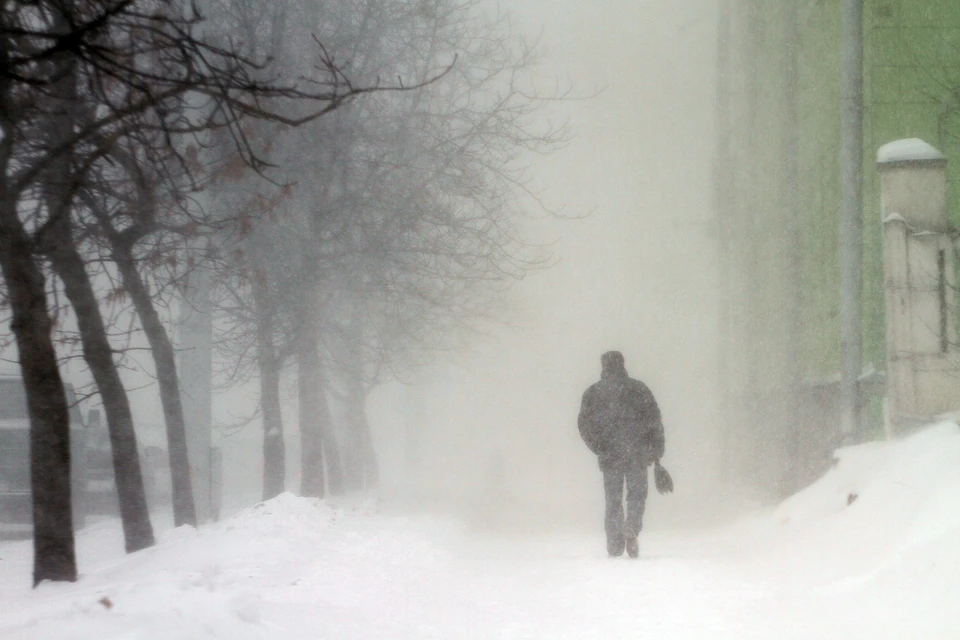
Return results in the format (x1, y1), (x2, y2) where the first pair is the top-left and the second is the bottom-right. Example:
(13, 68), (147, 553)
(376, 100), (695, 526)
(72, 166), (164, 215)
(654, 461), (674, 495)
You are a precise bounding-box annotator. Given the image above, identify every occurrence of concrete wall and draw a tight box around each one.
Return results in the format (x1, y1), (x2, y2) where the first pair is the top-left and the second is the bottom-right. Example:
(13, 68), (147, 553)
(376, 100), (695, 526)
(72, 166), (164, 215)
(879, 140), (960, 429)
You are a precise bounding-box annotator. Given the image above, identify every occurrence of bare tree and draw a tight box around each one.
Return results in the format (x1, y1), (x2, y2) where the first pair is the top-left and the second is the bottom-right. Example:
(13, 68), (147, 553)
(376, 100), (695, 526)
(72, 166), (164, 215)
(0, 0), (397, 583)
(196, 0), (455, 500)
(261, 0), (565, 494)
(150, 0), (562, 505)
(71, 0), (410, 521)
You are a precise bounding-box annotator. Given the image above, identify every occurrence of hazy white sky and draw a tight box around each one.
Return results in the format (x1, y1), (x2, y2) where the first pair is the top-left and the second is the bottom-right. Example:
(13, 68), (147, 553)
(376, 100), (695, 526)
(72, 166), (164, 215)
(369, 0), (726, 531)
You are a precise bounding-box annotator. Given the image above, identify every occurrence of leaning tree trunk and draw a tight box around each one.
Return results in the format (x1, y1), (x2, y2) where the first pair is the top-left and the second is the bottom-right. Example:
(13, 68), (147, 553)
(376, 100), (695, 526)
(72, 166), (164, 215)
(0, 197), (77, 585)
(110, 239), (197, 528)
(46, 221), (155, 552)
(7, 12), (84, 582)
(298, 332), (326, 498)
(251, 268), (285, 501)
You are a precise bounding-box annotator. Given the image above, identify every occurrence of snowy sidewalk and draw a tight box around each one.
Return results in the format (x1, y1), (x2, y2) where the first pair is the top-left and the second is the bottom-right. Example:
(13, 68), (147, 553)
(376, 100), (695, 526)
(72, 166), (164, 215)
(2, 423), (960, 639)
(0, 499), (769, 640)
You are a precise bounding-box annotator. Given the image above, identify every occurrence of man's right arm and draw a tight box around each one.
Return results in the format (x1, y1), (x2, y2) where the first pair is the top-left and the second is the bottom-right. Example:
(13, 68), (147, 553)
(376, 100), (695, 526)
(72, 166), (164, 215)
(641, 384), (665, 461)
(629, 381), (664, 462)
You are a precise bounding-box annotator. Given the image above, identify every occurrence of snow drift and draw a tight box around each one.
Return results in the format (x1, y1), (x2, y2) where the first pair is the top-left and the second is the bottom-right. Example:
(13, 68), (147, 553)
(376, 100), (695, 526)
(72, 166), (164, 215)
(1, 424), (959, 639)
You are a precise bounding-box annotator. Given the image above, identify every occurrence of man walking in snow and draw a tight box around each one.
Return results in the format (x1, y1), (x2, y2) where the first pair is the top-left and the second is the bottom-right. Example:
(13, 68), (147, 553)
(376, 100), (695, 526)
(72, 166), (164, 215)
(578, 351), (665, 558)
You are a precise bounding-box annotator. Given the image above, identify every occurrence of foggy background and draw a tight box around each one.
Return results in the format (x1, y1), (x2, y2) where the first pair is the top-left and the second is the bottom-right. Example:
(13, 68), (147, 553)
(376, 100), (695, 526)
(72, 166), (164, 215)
(375, 0), (725, 532)
(8, 1), (960, 635)
(30, 0), (725, 532)
(198, 0), (724, 531)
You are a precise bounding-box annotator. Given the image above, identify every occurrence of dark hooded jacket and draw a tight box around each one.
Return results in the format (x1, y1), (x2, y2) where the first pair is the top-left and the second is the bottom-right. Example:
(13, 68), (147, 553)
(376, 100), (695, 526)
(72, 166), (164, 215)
(578, 351), (664, 468)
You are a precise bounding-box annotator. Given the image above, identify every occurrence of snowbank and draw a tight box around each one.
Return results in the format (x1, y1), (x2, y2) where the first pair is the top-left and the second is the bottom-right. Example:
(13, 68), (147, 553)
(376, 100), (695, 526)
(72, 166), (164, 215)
(1, 425), (959, 638)
(723, 422), (960, 638)
(0, 493), (468, 640)
(768, 422), (960, 573)
(0, 493), (337, 639)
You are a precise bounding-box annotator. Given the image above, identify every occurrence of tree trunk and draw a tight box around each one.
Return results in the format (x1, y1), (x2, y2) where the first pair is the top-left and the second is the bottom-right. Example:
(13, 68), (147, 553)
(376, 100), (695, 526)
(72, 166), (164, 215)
(3, 7), (79, 581)
(178, 263), (214, 524)
(334, 307), (379, 493)
(111, 240), (197, 527)
(0, 198), (77, 585)
(340, 412), (366, 493)
(259, 353), (285, 501)
(356, 396), (379, 490)
(342, 378), (378, 492)
(318, 370), (345, 496)
(46, 223), (155, 552)
(298, 333), (325, 498)
(251, 269), (285, 501)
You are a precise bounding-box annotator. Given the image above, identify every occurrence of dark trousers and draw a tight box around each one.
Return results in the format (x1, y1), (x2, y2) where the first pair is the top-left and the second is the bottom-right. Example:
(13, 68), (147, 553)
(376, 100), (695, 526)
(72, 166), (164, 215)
(601, 457), (648, 553)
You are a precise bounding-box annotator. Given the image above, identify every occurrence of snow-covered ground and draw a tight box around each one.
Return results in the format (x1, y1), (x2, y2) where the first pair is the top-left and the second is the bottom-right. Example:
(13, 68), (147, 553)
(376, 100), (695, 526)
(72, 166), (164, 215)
(2, 423), (959, 639)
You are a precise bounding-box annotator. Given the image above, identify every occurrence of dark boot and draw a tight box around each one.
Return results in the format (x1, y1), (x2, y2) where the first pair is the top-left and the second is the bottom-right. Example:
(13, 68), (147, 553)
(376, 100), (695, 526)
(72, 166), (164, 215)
(607, 534), (625, 557)
(625, 536), (639, 559)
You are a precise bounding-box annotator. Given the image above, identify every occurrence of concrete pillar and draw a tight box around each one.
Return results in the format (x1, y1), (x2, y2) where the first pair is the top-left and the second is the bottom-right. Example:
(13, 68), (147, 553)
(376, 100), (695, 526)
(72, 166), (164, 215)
(881, 214), (913, 429)
(878, 139), (949, 230)
(877, 139), (958, 430)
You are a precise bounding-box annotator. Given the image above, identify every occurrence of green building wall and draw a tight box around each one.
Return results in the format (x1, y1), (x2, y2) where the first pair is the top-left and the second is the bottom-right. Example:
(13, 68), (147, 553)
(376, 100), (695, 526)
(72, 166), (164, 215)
(730, 0), (960, 382)
(794, 0), (960, 377)
(722, 0), (960, 494)
(862, 0), (960, 370)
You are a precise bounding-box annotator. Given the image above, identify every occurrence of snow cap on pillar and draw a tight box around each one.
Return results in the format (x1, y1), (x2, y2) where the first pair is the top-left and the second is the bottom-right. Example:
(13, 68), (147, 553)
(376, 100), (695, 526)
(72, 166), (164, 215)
(877, 138), (946, 167)
(877, 138), (948, 231)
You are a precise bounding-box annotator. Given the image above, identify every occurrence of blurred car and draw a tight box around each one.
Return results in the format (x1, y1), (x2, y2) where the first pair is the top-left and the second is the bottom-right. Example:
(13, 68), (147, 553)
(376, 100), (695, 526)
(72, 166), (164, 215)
(0, 374), (87, 538)
(83, 409), (173, 517)
(84, 410), (222, 521)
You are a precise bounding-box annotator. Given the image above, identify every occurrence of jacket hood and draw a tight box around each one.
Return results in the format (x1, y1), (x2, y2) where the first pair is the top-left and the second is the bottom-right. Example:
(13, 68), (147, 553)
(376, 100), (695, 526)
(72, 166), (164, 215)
(600, 350), (627, 379)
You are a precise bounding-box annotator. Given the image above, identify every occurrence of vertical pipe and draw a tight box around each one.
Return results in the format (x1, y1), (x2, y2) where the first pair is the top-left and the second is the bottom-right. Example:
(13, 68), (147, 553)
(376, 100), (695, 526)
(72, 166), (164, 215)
(781, 0), (803, 494)
(840, 0), (864, 439)
(939, 248), (948, 353)
(715, 0), (734, 480)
